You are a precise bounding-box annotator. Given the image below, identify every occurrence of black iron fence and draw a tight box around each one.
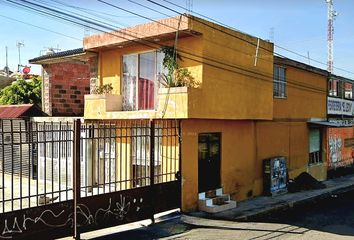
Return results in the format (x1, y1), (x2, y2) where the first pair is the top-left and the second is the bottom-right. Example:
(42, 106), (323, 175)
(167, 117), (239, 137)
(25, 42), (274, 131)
(0, 118), (181, 239)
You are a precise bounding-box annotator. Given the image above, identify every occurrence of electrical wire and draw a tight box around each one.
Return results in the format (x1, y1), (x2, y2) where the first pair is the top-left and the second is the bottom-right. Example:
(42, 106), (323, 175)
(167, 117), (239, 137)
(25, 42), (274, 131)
(2, 0), (331, 94)
(157, 0), (354, 76)
(0, 13), (81, 41)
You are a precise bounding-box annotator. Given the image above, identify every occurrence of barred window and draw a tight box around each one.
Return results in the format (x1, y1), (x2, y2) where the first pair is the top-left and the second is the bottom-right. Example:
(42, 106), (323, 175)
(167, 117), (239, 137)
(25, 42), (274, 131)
(309, 128), (322, 165)
(273, 65), (286, 98)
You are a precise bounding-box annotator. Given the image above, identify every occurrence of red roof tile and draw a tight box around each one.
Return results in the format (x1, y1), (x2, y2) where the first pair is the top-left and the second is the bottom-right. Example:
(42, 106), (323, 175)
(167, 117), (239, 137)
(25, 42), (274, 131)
(0, 104), (41, 118)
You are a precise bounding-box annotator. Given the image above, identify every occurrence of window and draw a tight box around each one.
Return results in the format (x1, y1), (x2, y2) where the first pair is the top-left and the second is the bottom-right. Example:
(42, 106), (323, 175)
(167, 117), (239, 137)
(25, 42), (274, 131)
(309, 128), (322, 165)
(344, 82), (353, 99)
(273, 66), (286, 98)
(122, 51), (166, 111)
(131, 127), (162, 187)
(329, 79), (340, 97)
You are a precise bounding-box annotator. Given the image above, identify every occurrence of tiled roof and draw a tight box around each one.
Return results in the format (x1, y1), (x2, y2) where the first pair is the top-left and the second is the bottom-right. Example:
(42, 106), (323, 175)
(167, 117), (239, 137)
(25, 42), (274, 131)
(29, 48), (85, 63)
(0, 104), (44, 118)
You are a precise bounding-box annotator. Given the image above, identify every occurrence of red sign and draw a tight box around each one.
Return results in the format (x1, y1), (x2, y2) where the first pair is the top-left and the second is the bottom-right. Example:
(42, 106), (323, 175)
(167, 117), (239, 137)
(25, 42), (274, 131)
(22, 66), (31, 74)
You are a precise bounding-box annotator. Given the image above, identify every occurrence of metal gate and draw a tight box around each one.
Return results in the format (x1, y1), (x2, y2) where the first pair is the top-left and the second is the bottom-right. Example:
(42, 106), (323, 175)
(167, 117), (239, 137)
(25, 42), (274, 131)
(0, 119), (181, 239)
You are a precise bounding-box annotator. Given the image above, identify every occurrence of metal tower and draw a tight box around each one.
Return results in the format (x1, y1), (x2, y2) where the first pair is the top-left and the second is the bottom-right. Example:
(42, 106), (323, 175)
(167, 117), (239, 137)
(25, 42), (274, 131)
(326, 0), (337, 73)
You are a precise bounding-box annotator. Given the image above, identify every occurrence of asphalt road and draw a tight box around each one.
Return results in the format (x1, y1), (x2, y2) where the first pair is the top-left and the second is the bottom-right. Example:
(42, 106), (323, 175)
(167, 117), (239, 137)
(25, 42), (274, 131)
(74, 190), (354, 240)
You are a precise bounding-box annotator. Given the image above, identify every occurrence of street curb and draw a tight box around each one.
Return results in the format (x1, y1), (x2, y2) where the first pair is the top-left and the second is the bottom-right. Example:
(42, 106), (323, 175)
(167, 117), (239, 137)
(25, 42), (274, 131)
(185, 178), (354, 223)
(237, 183), (354, 221)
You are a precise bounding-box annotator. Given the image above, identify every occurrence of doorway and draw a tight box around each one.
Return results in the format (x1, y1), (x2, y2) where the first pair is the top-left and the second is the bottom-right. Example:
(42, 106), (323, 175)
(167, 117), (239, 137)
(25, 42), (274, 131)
(198, 133), (221, 193)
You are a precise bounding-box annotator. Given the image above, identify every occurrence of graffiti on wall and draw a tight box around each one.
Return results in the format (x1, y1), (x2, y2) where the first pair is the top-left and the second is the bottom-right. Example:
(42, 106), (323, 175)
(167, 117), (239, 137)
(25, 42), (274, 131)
(327, 128), (354, 169)
(0, 195), (144, 239)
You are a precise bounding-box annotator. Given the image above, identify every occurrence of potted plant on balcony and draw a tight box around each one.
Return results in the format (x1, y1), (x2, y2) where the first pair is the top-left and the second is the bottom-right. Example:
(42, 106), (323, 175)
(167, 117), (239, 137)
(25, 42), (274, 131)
(85, 82), (123, 113)
(158, 46), (199, 117)
(159, 46), (198, 88)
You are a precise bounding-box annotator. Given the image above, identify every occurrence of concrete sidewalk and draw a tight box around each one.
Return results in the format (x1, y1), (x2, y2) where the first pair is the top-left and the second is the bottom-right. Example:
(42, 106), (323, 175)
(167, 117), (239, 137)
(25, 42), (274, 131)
(60, 174), (354, 239)
(188, 174), (354, 222)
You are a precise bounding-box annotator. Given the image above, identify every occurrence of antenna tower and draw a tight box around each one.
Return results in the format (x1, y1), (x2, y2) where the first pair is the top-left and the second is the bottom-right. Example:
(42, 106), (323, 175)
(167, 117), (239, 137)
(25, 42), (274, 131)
(326, 0), (337, 73)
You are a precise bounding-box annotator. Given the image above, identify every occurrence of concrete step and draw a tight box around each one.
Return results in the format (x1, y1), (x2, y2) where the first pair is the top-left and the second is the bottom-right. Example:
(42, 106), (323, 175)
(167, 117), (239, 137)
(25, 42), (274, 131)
(198, 188), (223, 200)
(198, 200), (237, 213)
(198, 188), (237, 213)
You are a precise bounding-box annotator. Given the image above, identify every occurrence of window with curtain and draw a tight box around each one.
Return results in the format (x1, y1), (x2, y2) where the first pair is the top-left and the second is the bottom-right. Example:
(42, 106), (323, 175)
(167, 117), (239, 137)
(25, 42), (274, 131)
(122, 51), (166, 111)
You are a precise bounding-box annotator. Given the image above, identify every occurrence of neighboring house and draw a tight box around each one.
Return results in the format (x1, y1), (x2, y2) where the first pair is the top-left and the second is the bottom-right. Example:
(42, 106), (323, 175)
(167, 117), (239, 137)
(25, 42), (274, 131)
(0, 73), (16, 89)
(268, 57), (328, 182)
(0, 104), (45, 118)
(29, 48), (97, 116)
(0, 104), (45, 179)
(324, 74), (354, 171)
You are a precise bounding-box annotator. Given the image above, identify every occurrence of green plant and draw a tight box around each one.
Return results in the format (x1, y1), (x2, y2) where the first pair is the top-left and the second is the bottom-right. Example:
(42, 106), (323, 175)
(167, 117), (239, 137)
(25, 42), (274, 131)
(92, 83), (113, 94)
(0, 77), (41, 105)
(159, 46), (198, 88)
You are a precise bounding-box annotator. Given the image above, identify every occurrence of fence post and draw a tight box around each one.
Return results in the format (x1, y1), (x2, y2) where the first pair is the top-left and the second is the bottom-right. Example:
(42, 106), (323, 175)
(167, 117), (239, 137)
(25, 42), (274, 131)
(73, 119), (81, 240)
(150, 119), (155, 224)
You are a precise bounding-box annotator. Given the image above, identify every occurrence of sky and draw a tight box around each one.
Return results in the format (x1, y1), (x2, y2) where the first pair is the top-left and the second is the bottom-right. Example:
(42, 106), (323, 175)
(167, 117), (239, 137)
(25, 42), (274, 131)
(0, 0), (353, 78)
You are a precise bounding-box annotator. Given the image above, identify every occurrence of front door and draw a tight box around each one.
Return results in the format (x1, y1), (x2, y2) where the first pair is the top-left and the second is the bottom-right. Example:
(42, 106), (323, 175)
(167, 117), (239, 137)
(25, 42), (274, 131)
(198, 133), (221, 193)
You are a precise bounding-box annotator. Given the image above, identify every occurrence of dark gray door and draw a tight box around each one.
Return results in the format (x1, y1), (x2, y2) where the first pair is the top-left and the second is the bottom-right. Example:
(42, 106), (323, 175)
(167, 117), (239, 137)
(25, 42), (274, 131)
(198, 133), (221, 193)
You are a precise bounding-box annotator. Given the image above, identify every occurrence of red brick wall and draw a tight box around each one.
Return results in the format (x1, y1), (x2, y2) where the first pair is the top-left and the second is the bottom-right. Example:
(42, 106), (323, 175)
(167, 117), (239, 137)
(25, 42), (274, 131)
(43, 62), (91, 116)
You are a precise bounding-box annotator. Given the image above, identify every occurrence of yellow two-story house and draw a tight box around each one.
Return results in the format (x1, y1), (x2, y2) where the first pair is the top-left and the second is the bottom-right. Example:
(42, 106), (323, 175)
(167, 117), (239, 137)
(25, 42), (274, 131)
(83, 15), (330, 212)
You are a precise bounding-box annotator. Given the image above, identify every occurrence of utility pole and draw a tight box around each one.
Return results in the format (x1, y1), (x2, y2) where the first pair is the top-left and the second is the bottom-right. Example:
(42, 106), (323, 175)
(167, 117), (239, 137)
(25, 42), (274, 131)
(16, 41), (25, 72)
(5, 46), (9, 77)
(326, 0), (337, 73)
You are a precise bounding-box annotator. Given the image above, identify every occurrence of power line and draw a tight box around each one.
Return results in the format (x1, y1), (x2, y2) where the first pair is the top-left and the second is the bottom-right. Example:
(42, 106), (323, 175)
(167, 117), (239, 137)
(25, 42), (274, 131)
(33, 1), (330, 93)
(3, 0), (331, 94)
(0, 14), (82, 41)
(155, 0), (354, 76)
(95, 0), (331, 92)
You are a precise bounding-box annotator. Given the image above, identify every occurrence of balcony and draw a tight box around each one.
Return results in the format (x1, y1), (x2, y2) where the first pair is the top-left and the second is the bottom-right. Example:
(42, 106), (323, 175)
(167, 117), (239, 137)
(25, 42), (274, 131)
(84, 87), (191, 120)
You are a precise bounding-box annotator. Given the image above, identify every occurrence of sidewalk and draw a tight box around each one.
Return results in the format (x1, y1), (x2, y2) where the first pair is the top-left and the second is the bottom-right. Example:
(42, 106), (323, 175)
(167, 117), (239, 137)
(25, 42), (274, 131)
(187, 174), (354, 222)
(59, 174), (354, 239)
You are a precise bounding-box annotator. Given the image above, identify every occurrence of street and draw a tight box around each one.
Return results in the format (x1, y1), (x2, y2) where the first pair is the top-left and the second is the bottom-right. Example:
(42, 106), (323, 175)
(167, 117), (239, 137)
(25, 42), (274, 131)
(80, 190), (354, 240)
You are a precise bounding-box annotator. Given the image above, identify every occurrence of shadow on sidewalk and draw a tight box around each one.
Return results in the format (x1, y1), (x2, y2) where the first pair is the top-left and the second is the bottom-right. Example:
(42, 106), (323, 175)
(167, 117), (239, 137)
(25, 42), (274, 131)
(91, 219), (192, 240)
(249, 189), (354, 237)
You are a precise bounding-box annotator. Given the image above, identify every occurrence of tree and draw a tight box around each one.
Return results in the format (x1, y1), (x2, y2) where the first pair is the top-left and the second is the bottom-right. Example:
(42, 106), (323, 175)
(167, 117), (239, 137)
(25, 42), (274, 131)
(0, 77), (41, 106)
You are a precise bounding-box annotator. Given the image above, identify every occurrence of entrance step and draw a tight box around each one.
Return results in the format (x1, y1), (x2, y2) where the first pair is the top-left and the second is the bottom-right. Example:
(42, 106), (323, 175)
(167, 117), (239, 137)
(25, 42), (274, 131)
(198, 188), (237, 213)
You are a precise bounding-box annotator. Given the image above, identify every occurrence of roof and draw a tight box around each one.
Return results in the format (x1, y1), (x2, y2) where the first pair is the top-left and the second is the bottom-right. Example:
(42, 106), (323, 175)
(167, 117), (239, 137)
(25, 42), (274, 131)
(83, 15), (192, 50)
(274, 56), (329, 77)
(0, 104), (45, 118)
(29, 48), (96, 64)
(308, 120), (353, 128)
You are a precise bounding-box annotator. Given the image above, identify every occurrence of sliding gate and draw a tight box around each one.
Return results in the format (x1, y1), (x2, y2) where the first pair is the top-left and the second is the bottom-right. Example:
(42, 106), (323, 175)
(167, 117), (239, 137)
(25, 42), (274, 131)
(0, 119), (181, 239)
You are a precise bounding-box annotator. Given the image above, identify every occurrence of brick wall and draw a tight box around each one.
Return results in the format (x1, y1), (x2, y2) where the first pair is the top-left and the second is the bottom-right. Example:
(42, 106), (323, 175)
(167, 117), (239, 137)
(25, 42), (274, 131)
(42, 59), (95, 116)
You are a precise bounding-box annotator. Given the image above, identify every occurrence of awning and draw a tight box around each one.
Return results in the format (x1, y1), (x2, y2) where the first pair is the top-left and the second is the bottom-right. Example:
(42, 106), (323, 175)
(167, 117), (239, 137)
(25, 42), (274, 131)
(308, 120), (353, 128)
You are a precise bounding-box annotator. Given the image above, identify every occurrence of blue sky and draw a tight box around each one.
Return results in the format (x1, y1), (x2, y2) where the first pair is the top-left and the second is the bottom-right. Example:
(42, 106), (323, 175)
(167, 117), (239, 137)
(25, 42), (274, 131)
(0, 0), (353, 78)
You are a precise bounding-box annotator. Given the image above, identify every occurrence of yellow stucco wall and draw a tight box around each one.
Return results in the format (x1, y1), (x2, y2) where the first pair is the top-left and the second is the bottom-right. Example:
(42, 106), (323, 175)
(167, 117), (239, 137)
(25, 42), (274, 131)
(89, 16), (274, 121)
(181, 119), (257, 211)
(273, 64), (327, 119)
(188, 17), (274, 120)
(255, 121), (327, 194)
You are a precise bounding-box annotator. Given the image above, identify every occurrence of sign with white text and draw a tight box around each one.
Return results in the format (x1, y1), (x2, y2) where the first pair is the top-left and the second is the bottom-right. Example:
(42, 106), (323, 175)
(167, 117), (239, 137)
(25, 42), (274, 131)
(327, 97), (354, 116)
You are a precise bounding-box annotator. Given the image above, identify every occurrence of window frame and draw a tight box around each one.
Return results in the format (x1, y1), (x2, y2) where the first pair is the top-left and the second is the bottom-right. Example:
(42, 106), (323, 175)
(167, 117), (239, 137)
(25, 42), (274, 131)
(308, 128), (322, 165)
(273, 65), (287, 99)
(122, 50), (166, 111)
